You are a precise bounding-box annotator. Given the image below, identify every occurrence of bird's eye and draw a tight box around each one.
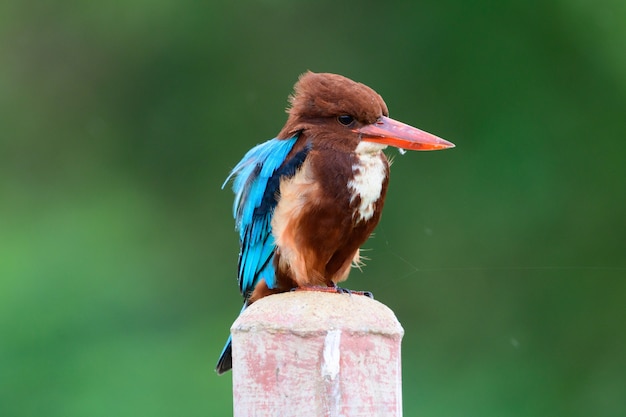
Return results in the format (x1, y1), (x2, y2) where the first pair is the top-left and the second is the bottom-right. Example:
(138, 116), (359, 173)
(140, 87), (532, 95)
(337, 115), (354, 126)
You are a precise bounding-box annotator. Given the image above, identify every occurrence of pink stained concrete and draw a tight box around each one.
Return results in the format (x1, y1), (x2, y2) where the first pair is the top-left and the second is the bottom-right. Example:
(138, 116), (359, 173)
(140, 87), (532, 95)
(231, 291), (404, 417)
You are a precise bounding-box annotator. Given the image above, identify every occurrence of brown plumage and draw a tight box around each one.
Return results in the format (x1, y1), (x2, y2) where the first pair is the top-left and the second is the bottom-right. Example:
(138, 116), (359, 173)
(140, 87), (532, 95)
(278, 72), (389, 139)
(249, 72), (392, 302)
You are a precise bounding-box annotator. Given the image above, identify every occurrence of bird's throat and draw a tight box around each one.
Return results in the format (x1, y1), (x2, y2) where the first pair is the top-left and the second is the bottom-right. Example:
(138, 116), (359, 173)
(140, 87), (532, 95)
(348, 142), (389, 223)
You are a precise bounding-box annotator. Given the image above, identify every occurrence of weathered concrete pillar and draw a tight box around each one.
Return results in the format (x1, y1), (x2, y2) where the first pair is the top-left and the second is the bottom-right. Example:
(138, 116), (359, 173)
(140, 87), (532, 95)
(231, 291), (404, 416)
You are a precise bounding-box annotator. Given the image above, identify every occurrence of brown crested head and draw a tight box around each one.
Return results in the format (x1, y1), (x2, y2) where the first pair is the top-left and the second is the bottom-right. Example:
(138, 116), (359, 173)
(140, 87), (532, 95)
(277, 72), (389, 141)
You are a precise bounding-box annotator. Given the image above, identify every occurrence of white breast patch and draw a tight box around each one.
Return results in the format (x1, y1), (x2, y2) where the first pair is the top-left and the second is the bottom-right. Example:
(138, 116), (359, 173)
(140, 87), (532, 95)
(347, 141), (387, 222)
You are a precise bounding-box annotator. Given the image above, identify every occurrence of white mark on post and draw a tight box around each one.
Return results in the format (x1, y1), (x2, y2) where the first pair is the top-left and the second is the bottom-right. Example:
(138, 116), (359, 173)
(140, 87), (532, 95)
(321, 329), (341, 380)
(321, 329), (342, 416)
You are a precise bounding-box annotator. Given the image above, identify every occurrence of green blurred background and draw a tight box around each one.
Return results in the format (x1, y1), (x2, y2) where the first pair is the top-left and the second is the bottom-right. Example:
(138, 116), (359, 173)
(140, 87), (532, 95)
(1, 0), (625, 416)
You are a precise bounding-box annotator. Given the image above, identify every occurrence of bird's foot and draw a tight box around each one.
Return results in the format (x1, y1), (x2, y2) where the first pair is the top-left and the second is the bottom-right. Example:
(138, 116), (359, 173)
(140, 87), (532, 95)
(291, 285), (374, 299)
(336, 287), (375, 299)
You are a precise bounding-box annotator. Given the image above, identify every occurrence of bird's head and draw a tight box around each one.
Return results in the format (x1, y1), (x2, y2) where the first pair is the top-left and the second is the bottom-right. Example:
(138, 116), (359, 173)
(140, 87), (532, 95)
(277, 71), (454, 152)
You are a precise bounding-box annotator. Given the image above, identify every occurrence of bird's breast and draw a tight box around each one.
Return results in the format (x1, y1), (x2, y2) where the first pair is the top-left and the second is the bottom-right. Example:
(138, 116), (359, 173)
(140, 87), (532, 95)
(347, 142), (389, 223)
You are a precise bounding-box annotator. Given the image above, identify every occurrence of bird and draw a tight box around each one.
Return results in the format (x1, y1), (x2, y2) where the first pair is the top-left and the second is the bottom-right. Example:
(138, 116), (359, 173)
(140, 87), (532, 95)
(216, 71), (454, 374)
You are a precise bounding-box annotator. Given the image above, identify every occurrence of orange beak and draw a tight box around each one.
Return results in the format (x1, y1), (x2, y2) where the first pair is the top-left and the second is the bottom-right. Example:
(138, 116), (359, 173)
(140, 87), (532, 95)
(355, 116), (455, 151)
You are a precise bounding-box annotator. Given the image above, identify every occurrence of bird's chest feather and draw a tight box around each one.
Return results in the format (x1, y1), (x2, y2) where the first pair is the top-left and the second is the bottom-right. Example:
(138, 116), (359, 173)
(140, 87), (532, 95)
(347, 143), (388, 222)
(272, 142), (388, 236)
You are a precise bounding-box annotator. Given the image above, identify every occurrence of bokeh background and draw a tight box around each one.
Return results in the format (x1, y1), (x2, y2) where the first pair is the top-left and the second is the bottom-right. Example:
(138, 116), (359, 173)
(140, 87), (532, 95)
(2, 0), (625, 416)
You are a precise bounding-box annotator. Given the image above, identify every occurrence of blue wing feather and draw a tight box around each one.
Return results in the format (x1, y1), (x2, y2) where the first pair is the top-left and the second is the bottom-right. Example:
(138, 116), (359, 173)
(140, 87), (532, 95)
(217, 136), (310, 374)
(223, 136), (299, 298)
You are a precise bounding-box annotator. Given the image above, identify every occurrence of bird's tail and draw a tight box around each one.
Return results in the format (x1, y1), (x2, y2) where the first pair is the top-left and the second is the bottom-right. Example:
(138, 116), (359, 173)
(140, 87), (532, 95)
(215, 302), (248, 375)
(215, 335), (233, 375)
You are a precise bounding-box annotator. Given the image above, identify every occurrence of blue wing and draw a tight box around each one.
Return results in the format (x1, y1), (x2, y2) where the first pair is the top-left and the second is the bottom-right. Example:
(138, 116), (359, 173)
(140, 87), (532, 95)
(223, 136), (309, 299)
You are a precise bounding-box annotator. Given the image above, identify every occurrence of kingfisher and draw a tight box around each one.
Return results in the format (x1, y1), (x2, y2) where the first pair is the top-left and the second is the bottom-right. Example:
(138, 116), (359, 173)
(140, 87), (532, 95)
(216, 72), (454, 374)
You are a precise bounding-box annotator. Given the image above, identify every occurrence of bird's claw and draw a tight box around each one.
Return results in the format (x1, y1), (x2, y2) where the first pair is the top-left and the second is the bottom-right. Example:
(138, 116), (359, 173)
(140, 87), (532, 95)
(335, 286), (351, 295)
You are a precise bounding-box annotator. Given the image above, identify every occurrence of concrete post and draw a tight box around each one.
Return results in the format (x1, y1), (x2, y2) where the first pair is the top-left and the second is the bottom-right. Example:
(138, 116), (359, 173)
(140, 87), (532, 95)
(231, 291), (404, 417)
